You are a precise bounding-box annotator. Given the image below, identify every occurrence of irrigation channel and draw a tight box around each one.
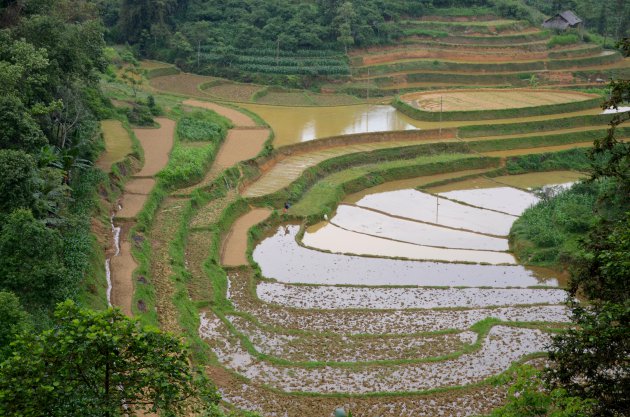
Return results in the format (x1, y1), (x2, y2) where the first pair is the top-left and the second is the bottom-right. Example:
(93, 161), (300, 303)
(102, 74), (617, 415)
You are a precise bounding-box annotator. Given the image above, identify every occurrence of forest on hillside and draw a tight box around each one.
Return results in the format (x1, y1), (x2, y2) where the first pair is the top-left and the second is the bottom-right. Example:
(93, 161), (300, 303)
(94, 0), (629, 79)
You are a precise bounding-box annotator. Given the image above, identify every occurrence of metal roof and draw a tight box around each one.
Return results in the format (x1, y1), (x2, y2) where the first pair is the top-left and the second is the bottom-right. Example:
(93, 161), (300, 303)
(558, 10), (582, 26)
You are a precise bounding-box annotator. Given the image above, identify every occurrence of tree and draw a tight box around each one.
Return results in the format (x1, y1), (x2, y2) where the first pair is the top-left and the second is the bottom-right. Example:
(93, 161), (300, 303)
(591, 38), (630, 187)
(0, 149), (37, 213)
(0, 208), (66, 306)
(0, 291), (30, 361)
(0, 95), (47, 152)
(0, 300), (221, 417)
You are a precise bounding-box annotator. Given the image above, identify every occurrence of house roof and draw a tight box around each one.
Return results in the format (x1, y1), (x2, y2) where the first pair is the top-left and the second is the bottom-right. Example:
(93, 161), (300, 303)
(558, 10), (582, 26)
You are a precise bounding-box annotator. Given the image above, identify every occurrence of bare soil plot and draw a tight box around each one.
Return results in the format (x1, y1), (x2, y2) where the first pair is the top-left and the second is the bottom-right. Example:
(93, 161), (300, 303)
(401, 89), (598, 112)
(110, 237), (136, 316)
(150, 73), (216, 97)
(204, 82), (263, 102)
(221, 208), (272, 266)
(134, 118), (176, 177)
(215, 128), (269, 169)
(96, 120), (133, 172)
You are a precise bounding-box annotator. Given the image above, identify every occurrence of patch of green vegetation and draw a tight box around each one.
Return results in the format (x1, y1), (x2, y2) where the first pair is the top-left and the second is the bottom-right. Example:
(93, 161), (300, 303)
(510, 179), (613, 267)
(158, 145), (216, 189)
(547, 33), (580, 48)
(505, 148), (591, 174)
(177, 110), (232, 142)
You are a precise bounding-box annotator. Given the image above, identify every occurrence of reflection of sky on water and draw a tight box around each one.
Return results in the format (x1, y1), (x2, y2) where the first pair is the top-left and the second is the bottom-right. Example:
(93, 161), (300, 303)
(253, 225), (558, 287)
(339, 106), (418, 139)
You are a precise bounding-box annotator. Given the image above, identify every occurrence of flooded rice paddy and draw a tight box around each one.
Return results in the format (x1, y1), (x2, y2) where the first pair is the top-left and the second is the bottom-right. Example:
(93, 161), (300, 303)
(257, 282), (566, 309)
(241, 103), (601, 146)
(253, 172), (577, 289)
(201, 312), (550, 394)
(253, 225), (556, 287)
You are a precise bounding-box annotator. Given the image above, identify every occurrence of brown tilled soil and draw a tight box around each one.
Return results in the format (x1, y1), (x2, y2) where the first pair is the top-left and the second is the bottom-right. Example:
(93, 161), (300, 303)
(183, 99), (257, 127)
(221, 208), (272, 266)
(134, 118), (176, 177)
(149, 73), (217, 97)
(110, 121), (174, 317)
(116, 194), (149, 219)
(124, 178), (156, 194)
(214, 128), (269, 169)
(359, 49), (549, 65)
(110, 238), (137, 317)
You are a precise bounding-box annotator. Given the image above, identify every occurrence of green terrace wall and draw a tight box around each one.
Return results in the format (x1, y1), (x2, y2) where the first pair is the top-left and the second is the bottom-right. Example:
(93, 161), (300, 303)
(392, 95), (602, 121)
(466, 127), (630, 152)
(145, 66), (181, 79)
(547, 44), (602, 59)
(354, 52), (621, 76)
(458, 114), (614, 137)
(398, 39), (549, 50)
(401, 20), (528, 35)
(439, 31), (550, 45)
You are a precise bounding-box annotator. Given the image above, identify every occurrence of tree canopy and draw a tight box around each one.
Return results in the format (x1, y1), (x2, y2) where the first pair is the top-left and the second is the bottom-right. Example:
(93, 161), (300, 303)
(0, 301), (220, 417)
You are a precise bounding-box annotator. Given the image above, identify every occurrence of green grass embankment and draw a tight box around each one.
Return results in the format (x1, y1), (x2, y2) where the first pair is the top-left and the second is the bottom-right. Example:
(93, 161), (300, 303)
(458, 114), (614, 138)
(393, 96), (602, 122)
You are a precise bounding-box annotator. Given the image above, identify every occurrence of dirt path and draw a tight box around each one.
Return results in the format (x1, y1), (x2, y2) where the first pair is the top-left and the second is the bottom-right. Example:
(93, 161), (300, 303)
(221, 208), (272, 266)
(109, 118), (175, 317)
(184, 99), (258, 127)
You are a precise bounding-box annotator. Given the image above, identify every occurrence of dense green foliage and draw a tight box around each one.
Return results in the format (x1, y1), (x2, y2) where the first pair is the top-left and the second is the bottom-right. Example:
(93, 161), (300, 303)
(100, 0), (551, 82)
(500, 36), (629, 417)
(510, 180), (606, 265)
(0, 301), (220, 416)
(0, 0), (107, 317)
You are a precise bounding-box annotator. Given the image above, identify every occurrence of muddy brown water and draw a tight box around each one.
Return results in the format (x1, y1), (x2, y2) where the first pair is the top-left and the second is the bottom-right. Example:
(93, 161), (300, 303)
(240, 103), (603, 146)
(221, 208), (272, 266)
(95, 120), (133, 173)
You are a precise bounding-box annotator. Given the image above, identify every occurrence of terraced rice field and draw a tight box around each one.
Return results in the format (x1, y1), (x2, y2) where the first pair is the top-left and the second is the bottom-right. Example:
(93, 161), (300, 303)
(402, 89), (597, 112)
(122, 13), (625, 416)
